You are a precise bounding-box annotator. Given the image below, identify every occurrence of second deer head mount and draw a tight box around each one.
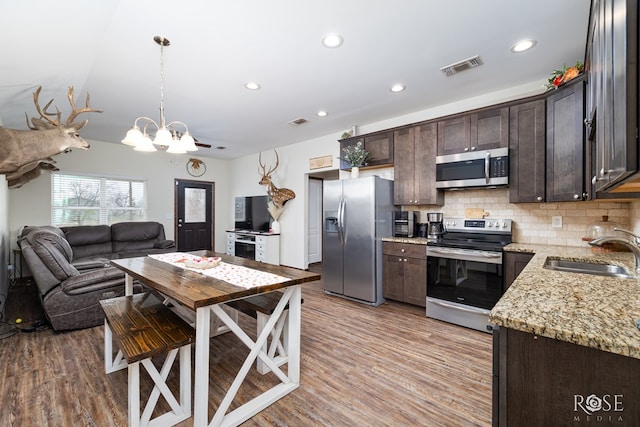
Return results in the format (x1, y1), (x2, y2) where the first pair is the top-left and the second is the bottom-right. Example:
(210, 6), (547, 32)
(258, 149), (296, 209)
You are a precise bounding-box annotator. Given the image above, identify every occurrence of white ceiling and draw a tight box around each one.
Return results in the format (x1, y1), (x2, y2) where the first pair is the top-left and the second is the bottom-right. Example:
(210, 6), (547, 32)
(0, 0), (591, 160)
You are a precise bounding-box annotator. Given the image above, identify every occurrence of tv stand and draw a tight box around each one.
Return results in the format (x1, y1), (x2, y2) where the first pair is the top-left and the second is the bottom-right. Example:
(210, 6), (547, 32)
(226, 231), (280, 265)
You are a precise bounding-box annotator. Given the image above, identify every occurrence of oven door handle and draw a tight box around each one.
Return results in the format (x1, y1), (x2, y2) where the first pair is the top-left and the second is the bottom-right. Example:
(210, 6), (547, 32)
(429, 299), (491, 315)
(427, 247), (501, 258)
(427, 247), (502, 264)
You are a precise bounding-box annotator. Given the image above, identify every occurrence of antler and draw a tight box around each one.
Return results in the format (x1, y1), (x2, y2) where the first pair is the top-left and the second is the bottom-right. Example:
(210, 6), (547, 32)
(25, 86), (102, 130)
(27, 86), (62, 129)
(66, 86), (103, 129)
(258, 150), (280, 177)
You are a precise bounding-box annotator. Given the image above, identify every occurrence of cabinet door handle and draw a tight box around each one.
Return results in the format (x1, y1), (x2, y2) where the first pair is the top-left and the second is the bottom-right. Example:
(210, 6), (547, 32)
(536, 196), (543, 202)
(404, 258), (407, 262)
(401, 248), (405, 252)
(573, 194), (581, 200)
(464, 147), (469, 152)
(470, 146), (476, 151)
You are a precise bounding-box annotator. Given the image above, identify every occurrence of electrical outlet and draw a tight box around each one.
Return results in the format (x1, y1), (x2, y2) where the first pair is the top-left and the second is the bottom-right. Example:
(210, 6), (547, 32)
(552, 216), (563, 228)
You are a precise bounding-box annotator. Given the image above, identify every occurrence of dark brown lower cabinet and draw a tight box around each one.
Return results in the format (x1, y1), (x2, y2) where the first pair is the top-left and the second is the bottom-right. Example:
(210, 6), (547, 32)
(503, 251), (534, 291)
(382, 242), (427, 307)
(494, 328), (640, 426)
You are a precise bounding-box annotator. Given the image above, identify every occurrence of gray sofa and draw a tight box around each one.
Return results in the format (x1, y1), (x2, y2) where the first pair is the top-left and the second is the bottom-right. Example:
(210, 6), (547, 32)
(60, 221), (175, 265)
(18, 222), (175, 331)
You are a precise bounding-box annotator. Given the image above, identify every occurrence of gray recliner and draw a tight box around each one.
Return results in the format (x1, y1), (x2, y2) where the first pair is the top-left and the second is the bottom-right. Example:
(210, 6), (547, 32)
(19, 227), (139, 331)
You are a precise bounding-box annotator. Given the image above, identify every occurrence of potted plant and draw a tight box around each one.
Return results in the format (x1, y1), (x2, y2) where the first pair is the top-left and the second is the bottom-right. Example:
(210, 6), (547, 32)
(341, 141), (370, 178)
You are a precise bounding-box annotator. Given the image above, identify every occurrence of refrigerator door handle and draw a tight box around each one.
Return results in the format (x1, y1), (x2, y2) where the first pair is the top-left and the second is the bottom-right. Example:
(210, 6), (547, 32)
(338, 198), (345, 245)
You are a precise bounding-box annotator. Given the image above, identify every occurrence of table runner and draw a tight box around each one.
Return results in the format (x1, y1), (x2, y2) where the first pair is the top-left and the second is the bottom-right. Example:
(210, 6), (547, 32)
(149, 253), (288, 289)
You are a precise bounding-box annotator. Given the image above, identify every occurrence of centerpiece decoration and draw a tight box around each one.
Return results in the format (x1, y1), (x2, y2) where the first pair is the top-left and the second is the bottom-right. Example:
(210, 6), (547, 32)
(341, 141), (370, 178)
(545, 60), (584, 90)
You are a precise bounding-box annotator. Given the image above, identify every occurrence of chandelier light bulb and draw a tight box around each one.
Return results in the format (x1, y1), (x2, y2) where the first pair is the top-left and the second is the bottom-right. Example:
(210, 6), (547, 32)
(122, 126), (144, 146)
(181, 132), (198, 152)
(134, 135), (157, 152)
(153, 127), (173, 146)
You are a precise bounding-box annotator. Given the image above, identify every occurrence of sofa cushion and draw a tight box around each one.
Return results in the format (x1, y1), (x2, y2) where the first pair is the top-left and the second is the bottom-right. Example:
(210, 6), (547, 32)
(26, 229), (79, 281)
(111, 221), (166, 253)
(61, 225), (113, 261)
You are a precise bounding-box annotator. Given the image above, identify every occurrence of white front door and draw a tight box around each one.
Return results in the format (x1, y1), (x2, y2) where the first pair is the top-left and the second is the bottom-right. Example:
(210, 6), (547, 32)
(307, 178), (322, 263)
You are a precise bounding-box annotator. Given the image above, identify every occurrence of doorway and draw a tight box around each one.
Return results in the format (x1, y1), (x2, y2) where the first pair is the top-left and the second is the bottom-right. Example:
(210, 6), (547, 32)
(308, 178), (322, 263)
(307, 169), (339, 265)
(175, 179), (215, 251)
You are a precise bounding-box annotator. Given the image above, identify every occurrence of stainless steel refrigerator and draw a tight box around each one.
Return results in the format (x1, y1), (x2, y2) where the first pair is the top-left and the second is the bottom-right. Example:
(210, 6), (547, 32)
(323, 176), (394, 306)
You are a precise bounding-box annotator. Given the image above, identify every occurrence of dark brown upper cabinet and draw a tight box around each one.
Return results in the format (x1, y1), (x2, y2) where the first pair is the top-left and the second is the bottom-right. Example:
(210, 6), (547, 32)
(509, 98), (547, 203)
(393, 123), (443, 206)
(546, 77), (588, 202)
(339, 131), (394, 170)
(586, 0), (639, 193)
(437, 107), (509, 156)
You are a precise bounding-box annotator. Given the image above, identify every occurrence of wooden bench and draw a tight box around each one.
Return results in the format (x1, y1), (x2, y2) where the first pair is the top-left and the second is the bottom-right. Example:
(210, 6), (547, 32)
(226, 291), (303, 374)
(100, 292), (195, 427)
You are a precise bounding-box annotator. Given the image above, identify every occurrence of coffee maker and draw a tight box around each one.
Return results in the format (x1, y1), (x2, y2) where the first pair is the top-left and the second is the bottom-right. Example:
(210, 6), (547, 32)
(426, 212), (445, 241)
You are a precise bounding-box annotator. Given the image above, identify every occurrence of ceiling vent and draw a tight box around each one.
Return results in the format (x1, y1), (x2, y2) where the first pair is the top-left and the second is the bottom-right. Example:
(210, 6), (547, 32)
(440, 55), (483, 77)
(288, 117), (309, 126)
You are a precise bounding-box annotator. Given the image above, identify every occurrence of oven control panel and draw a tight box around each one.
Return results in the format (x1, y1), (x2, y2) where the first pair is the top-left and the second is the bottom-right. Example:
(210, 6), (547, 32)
(444, 218), (512, 233)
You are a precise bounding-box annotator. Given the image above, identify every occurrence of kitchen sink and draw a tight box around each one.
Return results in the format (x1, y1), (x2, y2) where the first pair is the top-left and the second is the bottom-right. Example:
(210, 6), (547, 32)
(543, 257), (634, 279)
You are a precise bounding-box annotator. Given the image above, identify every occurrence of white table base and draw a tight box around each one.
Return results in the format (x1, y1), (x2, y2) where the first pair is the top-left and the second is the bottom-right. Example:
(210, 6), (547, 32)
(193, 285), (302, 427)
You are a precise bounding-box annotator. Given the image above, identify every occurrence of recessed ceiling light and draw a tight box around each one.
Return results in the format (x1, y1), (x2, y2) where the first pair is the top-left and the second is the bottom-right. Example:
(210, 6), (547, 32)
(511, 39), (537, 53)
(317, 110), (328, 117)
(322, 33), (343, 48)
(390, 84), (406, 93)
(245, 82), (261, 90)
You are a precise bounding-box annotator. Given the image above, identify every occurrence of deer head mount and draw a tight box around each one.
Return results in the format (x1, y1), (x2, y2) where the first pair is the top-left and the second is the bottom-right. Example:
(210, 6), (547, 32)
(258, 149), (296, 209)
(0, 86), (102, 186)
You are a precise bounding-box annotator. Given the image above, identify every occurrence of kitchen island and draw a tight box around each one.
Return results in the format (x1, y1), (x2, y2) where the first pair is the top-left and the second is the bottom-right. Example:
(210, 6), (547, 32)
(490, 244), (640, 426)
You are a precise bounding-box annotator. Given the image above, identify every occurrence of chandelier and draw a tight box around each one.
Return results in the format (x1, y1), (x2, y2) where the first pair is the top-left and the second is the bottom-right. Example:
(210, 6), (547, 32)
(121, 36), (197, 153)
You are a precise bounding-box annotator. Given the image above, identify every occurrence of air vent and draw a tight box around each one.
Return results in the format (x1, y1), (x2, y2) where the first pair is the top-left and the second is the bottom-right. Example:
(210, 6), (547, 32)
(440, 55), (483, 77)
(288, 117), (309, 126)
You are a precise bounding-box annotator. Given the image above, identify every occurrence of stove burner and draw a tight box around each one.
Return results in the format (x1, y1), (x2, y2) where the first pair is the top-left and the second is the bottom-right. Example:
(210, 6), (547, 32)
(428, 218), (513, 252)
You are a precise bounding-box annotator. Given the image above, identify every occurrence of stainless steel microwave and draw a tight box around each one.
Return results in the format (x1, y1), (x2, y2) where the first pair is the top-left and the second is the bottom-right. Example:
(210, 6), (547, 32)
(435, 147), (509, 189)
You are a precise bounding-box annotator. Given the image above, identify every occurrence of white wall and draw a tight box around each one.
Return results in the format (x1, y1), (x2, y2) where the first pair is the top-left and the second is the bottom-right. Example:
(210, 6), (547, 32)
(228, 134), (344, 269)
(7, 140), (231, 252)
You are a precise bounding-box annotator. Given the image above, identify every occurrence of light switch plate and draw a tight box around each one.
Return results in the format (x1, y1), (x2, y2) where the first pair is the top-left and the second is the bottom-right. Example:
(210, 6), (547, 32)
(552, 216), (563, 228)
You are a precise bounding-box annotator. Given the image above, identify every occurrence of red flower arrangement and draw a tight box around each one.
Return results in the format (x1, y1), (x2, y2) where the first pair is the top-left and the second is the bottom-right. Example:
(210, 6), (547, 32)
(545, 61), (584, 90)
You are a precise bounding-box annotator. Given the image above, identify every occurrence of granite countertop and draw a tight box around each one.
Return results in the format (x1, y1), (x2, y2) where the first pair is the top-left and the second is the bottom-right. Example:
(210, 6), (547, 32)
(381, 236), (430, 245)
(491, 243), (640, 359)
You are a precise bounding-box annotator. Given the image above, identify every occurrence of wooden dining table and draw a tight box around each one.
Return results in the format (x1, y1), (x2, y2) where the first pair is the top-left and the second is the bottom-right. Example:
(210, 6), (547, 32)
(110, 251), (320, 427)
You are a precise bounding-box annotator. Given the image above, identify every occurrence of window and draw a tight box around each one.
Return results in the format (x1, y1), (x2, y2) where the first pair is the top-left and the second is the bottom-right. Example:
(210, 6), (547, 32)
(51, 173), (147, 226)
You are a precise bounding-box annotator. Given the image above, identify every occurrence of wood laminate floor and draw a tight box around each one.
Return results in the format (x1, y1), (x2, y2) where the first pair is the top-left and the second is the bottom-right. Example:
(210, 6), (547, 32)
(0, 264), (492, 426)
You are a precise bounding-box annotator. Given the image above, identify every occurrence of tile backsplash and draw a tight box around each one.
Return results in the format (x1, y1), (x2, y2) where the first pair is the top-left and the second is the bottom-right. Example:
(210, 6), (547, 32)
(408, 188), (636, 248)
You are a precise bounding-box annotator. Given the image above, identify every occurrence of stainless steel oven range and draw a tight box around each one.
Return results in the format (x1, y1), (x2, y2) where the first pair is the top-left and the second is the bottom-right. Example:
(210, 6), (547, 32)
(426, 218), (512, 333)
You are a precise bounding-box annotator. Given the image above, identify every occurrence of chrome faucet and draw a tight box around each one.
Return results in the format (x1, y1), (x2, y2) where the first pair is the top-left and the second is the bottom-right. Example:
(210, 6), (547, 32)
(614, 228), (640, 245)
(588, 227), (640, 275)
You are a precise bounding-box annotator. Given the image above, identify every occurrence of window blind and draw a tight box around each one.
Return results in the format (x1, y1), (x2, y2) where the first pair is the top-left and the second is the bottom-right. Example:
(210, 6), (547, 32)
(51, 173), (147, 226)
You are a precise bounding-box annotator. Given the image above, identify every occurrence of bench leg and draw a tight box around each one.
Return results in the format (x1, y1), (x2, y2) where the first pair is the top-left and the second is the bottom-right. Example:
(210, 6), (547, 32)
(104, 320), (127, 374)
(256, 309), (290, 375)
(126, 344), (192, 427)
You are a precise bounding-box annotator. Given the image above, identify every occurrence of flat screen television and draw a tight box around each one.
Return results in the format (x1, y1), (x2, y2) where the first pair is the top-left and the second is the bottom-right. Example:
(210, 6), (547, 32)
(234, 195), (271, 232)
